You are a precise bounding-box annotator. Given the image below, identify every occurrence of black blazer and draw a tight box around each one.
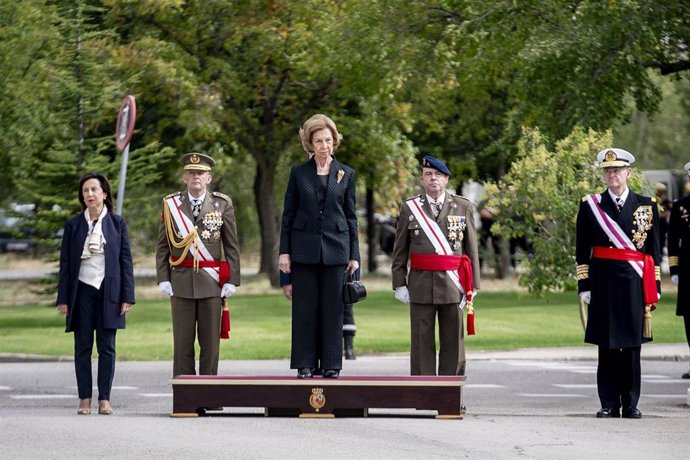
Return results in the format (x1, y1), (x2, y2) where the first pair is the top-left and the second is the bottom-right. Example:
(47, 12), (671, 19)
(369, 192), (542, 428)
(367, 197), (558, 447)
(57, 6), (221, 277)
(279, 157), (360, 265)
(56, 212), (135, 331)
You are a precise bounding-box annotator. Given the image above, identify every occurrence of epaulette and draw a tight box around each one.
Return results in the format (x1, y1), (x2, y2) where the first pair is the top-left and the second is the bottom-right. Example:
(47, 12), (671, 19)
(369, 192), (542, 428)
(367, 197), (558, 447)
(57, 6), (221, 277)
(212, 191), (232, 201)
(581, 196), (587, 202)
(165, 191), (181, 199)
(404, 194), (421, 202)
(651, 196), (657, 203)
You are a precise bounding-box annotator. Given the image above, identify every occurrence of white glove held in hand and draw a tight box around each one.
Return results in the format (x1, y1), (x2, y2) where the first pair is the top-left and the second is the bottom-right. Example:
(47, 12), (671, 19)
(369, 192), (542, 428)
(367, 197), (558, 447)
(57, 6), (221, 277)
(159, 281), (173, 297)
(672, 275), (679, 285)
(394, 286), (410, 304)
(221, 283), (237, 298)
(579, 291), (591, 304)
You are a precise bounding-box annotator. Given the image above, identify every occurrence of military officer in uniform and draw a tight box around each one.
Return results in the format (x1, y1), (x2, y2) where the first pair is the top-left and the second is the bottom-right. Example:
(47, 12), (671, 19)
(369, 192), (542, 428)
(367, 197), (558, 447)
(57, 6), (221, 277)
(576, 148), (660, 419)
(391, 155), (480, 376)
(156, 153), (241, 376)
(667, 162), (690, 379)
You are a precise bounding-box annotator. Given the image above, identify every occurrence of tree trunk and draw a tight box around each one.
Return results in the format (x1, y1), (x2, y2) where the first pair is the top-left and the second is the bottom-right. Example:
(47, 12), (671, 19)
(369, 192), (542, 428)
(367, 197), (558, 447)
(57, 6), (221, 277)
(254, 159), (280, 287)
(366, 185), (376, 273)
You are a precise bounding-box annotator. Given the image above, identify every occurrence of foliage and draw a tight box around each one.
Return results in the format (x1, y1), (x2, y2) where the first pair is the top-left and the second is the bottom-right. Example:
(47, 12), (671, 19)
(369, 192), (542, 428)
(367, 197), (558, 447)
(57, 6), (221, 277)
(485, 127), (651, 294)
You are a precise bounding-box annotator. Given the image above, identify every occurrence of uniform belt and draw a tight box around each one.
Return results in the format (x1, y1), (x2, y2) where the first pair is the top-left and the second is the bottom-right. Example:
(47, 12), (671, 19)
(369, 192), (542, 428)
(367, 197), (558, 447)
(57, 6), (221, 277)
(176, 259), (230, 287)
(591, 246), (658, 305)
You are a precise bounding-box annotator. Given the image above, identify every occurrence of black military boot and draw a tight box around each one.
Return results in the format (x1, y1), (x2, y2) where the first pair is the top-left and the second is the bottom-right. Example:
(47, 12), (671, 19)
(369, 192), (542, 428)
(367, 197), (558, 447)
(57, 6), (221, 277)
(344, 334), (356, 360)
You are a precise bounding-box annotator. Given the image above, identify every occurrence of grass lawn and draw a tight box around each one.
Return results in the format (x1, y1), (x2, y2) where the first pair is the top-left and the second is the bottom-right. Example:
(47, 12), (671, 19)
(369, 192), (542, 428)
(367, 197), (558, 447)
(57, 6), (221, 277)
(0, 291), (685, 361)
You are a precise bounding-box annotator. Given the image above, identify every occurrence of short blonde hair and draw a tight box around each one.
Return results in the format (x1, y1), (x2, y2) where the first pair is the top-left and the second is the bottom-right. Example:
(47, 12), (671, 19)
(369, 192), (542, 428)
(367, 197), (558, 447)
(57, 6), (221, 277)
(299, 114), (342, 154)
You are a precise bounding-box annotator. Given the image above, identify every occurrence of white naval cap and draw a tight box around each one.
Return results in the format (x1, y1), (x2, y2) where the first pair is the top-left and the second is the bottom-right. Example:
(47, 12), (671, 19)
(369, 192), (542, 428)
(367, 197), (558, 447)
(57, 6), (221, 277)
(597, 148), (635, 168)
(684, 162), (690, 172)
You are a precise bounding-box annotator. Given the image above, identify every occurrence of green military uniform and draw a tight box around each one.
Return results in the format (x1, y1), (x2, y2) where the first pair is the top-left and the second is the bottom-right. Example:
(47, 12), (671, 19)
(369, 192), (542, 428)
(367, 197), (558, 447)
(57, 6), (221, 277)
(156, 153), (240, 376)
(391, 192), (480, 376)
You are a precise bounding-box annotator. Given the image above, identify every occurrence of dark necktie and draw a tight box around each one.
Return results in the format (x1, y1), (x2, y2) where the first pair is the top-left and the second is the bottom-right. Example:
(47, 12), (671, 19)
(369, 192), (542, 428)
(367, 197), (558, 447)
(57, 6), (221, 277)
(615, 197), (623, 212)
(191, 199), (202, 218)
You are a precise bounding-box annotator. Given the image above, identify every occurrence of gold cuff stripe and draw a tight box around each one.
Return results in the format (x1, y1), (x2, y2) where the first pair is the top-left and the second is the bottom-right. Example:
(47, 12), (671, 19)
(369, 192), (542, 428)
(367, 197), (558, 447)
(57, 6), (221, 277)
(576, 264), (589, 280)
(669, 256), (679, 267)
(655, 266), (661, 281)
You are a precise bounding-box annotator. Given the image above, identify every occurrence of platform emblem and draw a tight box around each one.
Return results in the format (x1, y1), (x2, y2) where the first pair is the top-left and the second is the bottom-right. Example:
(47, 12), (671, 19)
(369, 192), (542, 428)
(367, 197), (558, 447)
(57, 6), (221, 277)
(309, 388), (326, 412)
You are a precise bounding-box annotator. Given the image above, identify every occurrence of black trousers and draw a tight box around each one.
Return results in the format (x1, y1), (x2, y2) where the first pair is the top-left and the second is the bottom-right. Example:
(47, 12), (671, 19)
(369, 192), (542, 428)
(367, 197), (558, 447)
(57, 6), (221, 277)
(684, 315), (690, 348)
(597, 346), (641, 410)
(73, 282), (117, 400)
(290, 262), (346, 370)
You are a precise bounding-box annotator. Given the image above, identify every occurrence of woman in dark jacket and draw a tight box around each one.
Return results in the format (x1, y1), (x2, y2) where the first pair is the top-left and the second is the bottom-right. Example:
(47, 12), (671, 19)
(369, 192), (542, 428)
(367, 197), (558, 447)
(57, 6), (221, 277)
(56, 172), (135, 415)
(279, 114), (360, 379)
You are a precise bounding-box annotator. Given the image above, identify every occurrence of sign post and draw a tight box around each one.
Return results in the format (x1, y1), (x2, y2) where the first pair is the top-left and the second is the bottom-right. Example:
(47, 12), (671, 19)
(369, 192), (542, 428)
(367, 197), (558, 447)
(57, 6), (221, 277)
(115, 95), (136, 215)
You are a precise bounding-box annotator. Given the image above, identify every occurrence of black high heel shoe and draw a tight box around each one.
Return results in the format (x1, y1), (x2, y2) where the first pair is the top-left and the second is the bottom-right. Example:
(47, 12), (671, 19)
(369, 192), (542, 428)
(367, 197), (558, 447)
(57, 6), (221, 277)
(297, 368), (313, 379)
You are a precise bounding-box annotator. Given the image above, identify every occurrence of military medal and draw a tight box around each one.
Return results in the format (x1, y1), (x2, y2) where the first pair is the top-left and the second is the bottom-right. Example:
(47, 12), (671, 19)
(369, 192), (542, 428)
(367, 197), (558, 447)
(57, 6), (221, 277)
(447, 216), (467, 250)
(202, 210), (223, 240)
(632, 206), (653, 249)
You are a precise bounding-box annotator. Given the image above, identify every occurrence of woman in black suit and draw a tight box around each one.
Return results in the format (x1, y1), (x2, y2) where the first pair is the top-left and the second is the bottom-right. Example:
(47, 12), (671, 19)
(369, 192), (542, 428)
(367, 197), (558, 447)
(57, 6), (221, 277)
(56, 172), (135, 415)
(279, 114), (360, 379)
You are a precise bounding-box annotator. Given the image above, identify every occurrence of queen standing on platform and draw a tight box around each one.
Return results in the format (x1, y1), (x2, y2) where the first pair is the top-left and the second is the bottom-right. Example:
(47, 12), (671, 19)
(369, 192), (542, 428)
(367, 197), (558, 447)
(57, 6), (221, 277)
(279, 114), (360, 379)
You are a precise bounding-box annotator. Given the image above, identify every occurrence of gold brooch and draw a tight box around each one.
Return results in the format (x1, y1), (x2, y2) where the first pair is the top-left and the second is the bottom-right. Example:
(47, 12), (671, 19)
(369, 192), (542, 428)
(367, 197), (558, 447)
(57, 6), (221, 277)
(337, 169), (345, 183)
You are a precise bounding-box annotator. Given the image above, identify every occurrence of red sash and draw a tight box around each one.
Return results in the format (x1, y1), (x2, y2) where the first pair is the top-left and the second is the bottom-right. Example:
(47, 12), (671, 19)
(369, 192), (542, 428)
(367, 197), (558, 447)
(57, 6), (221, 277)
(591, 246), (658, 306)
(177, 259), (230, 288)
(410, 253), (476, 334)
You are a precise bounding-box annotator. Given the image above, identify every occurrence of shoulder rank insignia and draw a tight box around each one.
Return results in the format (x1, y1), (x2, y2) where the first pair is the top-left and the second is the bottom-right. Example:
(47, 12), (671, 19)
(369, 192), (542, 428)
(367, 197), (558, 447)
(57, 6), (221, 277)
(165, 191), (181, 199)
(212, 191), (232, 202)
(581, 196), (587, 202)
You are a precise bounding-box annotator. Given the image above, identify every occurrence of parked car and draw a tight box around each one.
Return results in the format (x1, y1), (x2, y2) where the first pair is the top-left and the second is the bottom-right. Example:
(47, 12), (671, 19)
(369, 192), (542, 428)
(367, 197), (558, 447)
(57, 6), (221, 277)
(0, 204), (36, 253)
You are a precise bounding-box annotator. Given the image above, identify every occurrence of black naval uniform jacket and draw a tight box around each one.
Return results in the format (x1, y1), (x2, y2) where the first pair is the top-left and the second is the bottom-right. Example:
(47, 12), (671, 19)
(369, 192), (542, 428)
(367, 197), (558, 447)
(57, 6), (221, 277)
(668, 194), (690, 317)
(576, 190), (660, 348)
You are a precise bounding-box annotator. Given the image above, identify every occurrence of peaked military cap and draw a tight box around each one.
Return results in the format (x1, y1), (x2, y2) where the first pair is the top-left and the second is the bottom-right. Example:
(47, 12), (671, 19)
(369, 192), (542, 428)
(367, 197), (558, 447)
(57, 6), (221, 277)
(181, 152), (215, 171)
(421, 155), (450, 176)
(596, 148), (635, 168)
(684, 162), (690, 174)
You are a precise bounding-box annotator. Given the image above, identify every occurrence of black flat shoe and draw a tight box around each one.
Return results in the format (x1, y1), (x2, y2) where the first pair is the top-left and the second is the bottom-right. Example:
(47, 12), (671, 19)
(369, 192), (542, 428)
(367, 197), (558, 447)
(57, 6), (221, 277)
(297, 368), (313, 379)
(596, 407), (620, 418)
(622, 407), (642, 419)
(323, 369), (339, 378)
(682, 370), (690, 379)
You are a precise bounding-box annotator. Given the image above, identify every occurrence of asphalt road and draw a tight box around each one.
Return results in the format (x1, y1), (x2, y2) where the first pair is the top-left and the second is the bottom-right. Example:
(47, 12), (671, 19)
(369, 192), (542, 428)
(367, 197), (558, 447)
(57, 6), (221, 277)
(2, 346), (690, 459)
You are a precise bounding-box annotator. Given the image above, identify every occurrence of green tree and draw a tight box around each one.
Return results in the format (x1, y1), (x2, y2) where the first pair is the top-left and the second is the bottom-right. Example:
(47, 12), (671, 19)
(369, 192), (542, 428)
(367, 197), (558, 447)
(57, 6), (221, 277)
(484, 127), (650, 294)
(435, 1), (690, 142)
(105, 0), (425, 283)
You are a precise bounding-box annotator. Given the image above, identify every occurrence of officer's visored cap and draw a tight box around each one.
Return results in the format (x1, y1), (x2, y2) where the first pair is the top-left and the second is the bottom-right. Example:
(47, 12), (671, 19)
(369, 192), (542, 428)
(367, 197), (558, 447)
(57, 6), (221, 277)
(421, 155), (450, 176)
(597, 148), (635, 168)
(181, 153), (215, 171)
(683, 162), (690, 173)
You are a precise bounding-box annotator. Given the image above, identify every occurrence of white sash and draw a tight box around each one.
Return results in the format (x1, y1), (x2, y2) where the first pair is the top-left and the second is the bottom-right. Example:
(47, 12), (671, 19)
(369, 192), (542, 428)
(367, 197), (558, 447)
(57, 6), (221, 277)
(165, 195), (220, 283)
(585, 194), (643, 277)
(406, 197), (465, 306)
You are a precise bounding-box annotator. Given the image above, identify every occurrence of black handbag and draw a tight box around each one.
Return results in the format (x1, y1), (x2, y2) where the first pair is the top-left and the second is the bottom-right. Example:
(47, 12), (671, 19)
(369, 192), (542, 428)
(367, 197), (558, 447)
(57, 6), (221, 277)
(343, 272), (366, 304)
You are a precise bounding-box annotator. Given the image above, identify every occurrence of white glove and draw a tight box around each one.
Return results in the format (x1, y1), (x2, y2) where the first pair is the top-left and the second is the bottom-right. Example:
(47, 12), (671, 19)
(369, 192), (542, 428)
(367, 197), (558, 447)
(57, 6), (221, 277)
(394, 286), (410, 304)
(158, 281), (173, 297)
(221, 283), (237, 298)
(579, 291), (591, 304)
(471, 290), (478, 299)
(672, 275), (679, 285)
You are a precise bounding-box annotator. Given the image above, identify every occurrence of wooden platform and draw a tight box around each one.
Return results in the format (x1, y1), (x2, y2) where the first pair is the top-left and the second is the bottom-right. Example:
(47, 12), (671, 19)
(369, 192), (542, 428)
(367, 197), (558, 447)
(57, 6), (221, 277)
(169, 375), (465, 419)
